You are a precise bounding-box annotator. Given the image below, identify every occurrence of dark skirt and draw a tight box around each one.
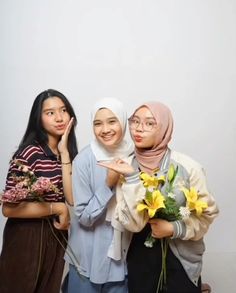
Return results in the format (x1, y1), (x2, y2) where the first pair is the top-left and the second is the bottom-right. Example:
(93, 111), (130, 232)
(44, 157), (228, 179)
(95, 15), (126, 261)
(0, 217), (67, 293)
(127, 225), (201, 293)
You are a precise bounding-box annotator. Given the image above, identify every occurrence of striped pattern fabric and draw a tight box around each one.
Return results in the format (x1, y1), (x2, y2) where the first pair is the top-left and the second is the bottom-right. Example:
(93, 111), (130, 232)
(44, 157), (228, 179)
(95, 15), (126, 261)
(5, 144), (64, 202)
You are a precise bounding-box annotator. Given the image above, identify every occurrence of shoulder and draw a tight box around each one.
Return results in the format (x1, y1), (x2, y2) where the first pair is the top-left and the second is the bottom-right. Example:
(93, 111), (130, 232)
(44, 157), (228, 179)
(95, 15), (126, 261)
(73, 145), (95, 164)
(15, 144), (43, 161)
(171, 151), (206, 190)
(171, 150), (203, 173)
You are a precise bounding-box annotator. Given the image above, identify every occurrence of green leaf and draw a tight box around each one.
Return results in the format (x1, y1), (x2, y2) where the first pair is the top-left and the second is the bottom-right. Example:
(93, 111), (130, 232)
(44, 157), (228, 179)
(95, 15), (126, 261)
(155, 196), (181, 221)
(167, 164), (175, 182)
(167, 164), (178, 185)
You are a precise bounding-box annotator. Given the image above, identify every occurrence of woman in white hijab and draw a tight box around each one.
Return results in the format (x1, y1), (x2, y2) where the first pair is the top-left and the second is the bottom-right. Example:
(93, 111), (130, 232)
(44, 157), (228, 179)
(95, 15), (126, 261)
(65, 98), (133, 293)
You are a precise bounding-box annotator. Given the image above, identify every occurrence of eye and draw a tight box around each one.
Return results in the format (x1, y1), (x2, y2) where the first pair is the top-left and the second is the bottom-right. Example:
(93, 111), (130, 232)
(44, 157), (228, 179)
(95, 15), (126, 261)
(61, 107), (67, 113)
(93, 121), (102, 127)
(108, 119), (118, 125)
(132, 118), (140, 125)
(146, 121), (155, 127)
(46, 111), (54, 116)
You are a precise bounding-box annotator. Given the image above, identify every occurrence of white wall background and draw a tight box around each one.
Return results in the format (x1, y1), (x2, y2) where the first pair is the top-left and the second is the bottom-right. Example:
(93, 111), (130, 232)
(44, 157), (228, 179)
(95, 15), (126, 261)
(0, 1), (235, 292)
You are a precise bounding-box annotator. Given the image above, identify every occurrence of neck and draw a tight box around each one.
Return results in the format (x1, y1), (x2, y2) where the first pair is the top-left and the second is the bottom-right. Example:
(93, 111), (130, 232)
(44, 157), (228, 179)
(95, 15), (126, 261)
(47, 136), (60, 156)
(138, 161), (159, 174)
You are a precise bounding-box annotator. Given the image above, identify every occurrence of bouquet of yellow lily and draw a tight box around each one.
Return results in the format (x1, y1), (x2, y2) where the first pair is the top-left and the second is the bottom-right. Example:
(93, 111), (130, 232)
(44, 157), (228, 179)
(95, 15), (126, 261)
(137, 164), (208, 292)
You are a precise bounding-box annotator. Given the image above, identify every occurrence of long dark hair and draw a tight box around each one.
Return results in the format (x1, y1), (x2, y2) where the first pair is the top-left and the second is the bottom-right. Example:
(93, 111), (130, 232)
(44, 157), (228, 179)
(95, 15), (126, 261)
(15, 89), (78, 160)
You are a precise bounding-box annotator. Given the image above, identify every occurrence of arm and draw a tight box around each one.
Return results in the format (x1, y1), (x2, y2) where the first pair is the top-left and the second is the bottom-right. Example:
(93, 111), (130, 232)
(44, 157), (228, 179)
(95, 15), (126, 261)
(180, 165), (219, 241)
(58, 117), (74, 206)
(149, 163), (219, 241)
(2, 201), (70, 230)
(115, 172), (149, 232)
(60, 155), (73, 205)
(72, 152), (114, 227)
(98, 158), (149, 232)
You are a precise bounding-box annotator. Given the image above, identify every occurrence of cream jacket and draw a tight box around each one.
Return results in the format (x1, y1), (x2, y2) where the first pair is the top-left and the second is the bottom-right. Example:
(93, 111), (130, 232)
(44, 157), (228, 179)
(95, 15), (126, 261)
(114, 150), (219, 285)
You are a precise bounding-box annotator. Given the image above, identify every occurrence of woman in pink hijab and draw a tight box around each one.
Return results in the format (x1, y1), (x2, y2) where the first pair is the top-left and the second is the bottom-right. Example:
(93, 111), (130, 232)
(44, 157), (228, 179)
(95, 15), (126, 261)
(99, 101), (218, 293)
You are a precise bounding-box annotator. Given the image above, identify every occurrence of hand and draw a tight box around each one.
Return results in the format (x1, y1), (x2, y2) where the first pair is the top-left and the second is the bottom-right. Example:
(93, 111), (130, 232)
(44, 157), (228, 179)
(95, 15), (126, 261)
(149, 218), (174, 239)
(58, 117), (74, 154)
(53, 202), (70, 230)
(98, 159), (135, 176)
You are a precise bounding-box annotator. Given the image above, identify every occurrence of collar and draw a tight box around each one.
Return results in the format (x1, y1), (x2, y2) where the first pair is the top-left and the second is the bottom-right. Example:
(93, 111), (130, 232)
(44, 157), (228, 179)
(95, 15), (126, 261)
(38, 144), (59, 161)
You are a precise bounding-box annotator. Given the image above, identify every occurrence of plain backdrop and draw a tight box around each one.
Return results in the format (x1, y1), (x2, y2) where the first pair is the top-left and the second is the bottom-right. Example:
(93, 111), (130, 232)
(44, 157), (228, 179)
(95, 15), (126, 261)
(0, 1), (235, 292)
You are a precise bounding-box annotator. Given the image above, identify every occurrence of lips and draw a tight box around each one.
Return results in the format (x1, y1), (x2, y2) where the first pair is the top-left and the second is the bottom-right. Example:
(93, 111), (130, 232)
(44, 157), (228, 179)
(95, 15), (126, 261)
(102, 135), (114, 141)
(55, 124), (65, 130)
(133, 135), (143, 142)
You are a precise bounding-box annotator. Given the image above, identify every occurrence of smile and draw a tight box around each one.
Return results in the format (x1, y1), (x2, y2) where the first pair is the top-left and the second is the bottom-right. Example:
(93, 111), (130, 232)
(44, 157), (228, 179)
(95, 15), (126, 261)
(102, 135), (115, 141)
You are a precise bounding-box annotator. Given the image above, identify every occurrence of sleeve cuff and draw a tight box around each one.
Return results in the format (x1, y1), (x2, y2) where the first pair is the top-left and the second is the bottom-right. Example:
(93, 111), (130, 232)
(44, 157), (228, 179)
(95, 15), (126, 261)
(124, 171), (140, 184)
(171, 220), (186, 239)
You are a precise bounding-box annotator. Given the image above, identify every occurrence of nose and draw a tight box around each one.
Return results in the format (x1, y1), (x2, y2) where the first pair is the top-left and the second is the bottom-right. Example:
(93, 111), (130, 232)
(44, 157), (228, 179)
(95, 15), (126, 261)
(101, 123), (111, 133)
(55, 111), (63, 122)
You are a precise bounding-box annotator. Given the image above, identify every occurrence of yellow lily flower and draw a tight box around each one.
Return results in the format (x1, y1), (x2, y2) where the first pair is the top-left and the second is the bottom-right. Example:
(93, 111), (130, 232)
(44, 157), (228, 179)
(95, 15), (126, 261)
(137, 190), (166, 218)
(193, 200), (208, 216)
(140, 172), (165, 189)
(182, 187), (208, 216)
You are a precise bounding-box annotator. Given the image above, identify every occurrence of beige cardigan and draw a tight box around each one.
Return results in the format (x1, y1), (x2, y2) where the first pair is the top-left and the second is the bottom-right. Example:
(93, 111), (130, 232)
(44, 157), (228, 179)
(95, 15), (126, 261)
(114, 150), (219, 285)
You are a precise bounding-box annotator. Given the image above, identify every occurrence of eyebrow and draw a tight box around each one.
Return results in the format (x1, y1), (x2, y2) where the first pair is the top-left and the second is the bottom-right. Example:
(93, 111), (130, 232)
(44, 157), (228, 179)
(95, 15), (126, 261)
(93, 116), (118, 122)
(42, 106), (66, 112)
(132, 115), (156, 120)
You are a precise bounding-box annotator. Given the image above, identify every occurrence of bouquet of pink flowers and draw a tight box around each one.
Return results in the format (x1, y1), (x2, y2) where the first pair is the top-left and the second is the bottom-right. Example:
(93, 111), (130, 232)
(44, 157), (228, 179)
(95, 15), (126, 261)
(1, 160), (60, 203)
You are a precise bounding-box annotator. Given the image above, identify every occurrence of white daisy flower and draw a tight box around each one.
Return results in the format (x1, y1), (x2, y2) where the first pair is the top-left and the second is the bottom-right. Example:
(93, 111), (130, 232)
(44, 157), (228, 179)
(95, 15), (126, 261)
(179, 206), (191, 219)
(144, 239), (155, 248)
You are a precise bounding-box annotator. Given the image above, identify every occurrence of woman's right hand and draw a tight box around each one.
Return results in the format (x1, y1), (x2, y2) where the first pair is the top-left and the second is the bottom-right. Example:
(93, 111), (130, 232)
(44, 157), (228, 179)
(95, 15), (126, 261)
(98, 159), (135, 176)
(52, 202), (70, 230)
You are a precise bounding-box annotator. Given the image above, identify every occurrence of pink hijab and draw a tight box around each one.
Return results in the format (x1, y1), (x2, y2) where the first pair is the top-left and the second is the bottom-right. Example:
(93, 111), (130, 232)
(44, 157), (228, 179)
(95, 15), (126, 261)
(133, 101), (173, 173)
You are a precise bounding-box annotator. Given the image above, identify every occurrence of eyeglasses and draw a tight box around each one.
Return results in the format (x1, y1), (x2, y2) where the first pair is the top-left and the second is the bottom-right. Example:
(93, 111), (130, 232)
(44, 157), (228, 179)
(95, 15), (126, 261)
(128, 117), (157, 132)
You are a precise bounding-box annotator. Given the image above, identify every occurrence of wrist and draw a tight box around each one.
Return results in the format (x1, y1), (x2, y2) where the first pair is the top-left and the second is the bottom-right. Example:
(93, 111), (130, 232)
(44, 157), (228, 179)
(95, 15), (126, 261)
(49, 202), (53, 215)
(61, 161), (71, 165)
(59, 150), (70, 157)
(52, 202), (66, 215)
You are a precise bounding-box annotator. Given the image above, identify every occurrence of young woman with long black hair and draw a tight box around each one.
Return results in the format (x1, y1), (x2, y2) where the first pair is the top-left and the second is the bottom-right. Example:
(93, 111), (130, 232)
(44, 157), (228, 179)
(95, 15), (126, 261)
(0, 89), (78, 293)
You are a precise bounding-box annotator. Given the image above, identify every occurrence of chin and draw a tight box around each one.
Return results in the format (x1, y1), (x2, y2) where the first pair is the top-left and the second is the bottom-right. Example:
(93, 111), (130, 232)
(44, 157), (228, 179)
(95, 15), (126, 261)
(103, 141), (116, 148)
(103, 140), (119, 149)
(134, 141), (144, 147)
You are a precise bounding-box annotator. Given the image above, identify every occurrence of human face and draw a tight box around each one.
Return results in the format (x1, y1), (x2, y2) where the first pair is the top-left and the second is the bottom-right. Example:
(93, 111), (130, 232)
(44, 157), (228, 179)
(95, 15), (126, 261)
(41, 96), (71, 140)
(129, 106), (158, 149)
(93, 108), (123, 150)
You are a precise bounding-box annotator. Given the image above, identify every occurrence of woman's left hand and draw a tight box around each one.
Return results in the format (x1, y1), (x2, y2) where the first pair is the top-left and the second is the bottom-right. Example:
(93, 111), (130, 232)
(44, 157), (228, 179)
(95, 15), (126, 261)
(58, 117), (74, 154)
(149, 218), (174, 238)
(106, 169), (121, 188)
(53, 202), (71, 230)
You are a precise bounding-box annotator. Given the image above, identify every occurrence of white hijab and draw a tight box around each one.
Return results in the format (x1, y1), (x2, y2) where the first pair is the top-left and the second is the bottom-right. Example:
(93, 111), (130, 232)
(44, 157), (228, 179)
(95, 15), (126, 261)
(90, 97), (134, 161)
(90, 97), (133, 261)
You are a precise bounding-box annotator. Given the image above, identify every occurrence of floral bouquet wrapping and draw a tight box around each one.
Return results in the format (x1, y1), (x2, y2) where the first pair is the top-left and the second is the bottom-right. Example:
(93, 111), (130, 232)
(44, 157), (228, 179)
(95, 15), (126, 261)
(137, 164), (208, 292)
(0, 160), (60, 203)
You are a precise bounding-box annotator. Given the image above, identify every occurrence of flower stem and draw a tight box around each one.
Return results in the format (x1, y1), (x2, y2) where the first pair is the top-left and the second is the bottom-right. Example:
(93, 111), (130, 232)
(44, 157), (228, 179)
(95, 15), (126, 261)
(156, 238), (169, 293)
(47, 218), (80, 269)
(33, 219), (44, 289)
